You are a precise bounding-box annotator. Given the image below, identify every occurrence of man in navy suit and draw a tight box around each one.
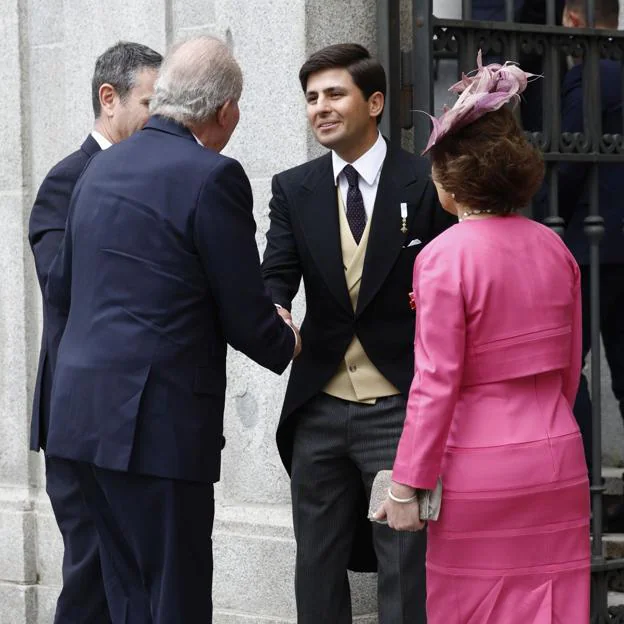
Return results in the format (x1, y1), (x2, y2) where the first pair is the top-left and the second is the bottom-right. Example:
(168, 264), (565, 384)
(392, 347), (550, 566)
(470, 0), (523, 21)
(534, 0), (622, 476)
(45, 36), (299, 624)
(558, 0), (624, 525)
(28, 41), (162, 624)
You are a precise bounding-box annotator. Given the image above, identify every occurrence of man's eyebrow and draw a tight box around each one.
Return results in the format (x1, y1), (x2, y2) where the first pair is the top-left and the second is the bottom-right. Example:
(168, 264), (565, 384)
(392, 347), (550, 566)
(306, 86), (345, 97)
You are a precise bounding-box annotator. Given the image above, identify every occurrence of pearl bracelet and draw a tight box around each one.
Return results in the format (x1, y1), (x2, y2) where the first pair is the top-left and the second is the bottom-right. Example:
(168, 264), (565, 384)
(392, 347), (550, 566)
(388, 488), (418, 504)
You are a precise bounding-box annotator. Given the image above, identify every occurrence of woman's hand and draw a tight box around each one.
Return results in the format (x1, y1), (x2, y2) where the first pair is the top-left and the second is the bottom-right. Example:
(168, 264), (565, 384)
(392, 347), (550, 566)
(372, 482), (425, 532)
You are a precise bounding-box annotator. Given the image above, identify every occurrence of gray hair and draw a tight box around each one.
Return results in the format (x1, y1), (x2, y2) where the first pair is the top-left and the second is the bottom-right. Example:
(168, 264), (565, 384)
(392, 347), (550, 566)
(149, 36), (243, 125)
(91, 41), (163, 117)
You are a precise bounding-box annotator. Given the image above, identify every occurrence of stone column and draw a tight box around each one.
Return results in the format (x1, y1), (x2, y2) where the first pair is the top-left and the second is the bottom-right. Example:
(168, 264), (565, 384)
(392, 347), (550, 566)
(0, 2), (38, 623)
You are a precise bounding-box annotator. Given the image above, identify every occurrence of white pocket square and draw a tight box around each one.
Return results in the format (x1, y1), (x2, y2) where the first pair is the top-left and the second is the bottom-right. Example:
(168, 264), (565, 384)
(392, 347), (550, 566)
(404, 238), (422, 248)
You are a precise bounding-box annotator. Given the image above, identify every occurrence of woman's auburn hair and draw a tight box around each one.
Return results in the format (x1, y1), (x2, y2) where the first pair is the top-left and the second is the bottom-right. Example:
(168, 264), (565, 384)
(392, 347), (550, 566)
(429, 106), (545, 215)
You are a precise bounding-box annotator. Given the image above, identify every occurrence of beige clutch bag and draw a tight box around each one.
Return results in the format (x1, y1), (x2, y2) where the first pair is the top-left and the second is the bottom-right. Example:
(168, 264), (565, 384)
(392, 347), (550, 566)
(368, 470), (443, 523)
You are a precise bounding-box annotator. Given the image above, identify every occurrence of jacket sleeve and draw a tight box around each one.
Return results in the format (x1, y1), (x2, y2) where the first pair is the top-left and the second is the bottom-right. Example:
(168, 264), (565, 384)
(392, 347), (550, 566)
(562, 259), (582, 407)
(44, 211), (73, 319)
(29, 163), (80, 294)
(194, 158), (295, 375)
(392, 245), (466, 490)
(260, 174), (302, 310)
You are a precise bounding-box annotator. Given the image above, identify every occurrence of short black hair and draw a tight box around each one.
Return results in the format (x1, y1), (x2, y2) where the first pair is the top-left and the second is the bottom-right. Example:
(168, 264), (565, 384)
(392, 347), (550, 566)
(299, 43), (386, 124)
(565, 0), (620, 27)
(91, 41), (163, 118)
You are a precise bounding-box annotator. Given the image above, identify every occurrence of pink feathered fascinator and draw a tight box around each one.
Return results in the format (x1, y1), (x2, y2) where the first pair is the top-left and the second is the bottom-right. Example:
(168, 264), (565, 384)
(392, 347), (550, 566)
(422, 50), (537, 154)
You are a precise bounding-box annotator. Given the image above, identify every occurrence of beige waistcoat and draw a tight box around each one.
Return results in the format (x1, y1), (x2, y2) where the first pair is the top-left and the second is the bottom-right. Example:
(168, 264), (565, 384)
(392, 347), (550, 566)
(323, 190), (400, 403)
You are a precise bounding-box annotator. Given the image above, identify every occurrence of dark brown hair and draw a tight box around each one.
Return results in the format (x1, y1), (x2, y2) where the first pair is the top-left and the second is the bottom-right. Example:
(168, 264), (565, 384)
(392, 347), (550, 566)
(299, 43), (386, 124)
(429, 107), (545, 215)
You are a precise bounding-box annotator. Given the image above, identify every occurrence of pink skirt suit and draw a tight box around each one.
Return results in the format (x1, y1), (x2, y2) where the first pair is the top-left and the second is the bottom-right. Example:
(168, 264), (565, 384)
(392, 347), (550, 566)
(393, 215), (590, 623)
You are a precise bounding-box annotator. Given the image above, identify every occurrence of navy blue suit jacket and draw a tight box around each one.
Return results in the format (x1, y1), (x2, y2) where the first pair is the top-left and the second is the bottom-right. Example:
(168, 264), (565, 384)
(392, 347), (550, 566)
(471, 0), (523, 21)
(45, 116), (295, 483)
(541, 61), (624, 265)
(28, 134), (101, 451)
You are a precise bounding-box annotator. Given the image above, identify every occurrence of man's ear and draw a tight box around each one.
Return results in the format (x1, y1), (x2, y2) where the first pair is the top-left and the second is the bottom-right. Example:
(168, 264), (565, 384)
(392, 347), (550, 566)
(99, 83), (118, 117)
(216, 99), (235, 128)
(368, 91), (384, 121)
(563, 7), (585, 28)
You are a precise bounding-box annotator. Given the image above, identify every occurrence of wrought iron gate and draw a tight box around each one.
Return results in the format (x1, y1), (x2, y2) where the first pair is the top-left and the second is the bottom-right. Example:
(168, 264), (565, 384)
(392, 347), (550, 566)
(377, 0), (624, 621)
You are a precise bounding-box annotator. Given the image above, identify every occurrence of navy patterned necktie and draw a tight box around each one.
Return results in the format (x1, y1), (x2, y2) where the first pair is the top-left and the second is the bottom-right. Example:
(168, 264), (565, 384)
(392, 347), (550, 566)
(342, 164), (366, 244)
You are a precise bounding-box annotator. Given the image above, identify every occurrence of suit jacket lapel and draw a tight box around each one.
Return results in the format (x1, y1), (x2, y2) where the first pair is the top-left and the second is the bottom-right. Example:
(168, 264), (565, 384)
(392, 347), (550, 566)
(298, 154), (352, 314)
(356, 149), (423, 316)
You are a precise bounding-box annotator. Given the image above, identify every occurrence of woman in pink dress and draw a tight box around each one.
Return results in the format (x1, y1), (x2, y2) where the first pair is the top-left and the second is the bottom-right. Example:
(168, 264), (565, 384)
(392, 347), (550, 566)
(374, 54), (590, 623)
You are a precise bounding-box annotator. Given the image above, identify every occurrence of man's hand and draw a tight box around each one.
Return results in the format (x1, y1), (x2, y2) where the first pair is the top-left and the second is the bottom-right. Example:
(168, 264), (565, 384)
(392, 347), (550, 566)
(276, 306), (292, 323)
(288, 321), (302, 358)
(275, 305), (301, 358)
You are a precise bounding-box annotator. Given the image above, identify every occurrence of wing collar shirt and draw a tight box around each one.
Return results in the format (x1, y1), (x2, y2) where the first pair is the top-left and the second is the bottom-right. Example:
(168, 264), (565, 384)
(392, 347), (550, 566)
(332, 131), (387, 220)
(91, 130), (113, 150)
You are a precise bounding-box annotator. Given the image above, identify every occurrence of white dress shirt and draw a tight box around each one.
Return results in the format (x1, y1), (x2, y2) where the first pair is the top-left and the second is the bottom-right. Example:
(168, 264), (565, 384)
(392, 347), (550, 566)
(332, 131), (387, 221)
(91, 130), (113, 150)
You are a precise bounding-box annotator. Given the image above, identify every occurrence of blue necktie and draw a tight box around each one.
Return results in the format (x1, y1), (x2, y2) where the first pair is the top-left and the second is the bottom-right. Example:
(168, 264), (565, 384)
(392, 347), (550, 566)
(342, 164), (366, 244)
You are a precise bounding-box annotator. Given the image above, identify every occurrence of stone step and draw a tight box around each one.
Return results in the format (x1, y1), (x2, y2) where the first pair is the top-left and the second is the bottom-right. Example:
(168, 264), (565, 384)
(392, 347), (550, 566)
(600, 535), (624, 593)
(603, 534), (624, 560)
(609, 592), (624, 620)
(610, 591), (624, 607)
(603, 466), (624, 496)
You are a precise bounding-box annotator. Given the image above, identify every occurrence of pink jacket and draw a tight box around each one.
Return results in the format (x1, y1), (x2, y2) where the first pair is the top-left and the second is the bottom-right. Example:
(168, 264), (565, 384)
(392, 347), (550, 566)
(392, 215), (582, 490)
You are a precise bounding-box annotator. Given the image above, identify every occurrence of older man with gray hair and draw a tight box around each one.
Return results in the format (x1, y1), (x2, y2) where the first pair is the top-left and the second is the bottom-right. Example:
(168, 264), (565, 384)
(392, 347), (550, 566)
(44, 35), (299, 624)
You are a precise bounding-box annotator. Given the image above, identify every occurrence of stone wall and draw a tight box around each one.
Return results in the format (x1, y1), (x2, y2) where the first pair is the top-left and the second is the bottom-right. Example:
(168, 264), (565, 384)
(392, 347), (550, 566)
(1, 1), (622, 623)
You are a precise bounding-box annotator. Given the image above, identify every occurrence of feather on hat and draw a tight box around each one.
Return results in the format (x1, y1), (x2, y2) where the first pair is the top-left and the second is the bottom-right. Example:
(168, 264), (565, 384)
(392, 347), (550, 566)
(422, 50), (537, 154)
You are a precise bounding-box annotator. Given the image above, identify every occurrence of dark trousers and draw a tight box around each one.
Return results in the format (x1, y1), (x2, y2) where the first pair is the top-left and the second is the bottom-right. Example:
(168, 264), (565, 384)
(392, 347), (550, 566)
(69, 461), (215, 624)
(45, 456), (113, 624)
(574, 264), (624, 479)
(290, 393), (427, 624)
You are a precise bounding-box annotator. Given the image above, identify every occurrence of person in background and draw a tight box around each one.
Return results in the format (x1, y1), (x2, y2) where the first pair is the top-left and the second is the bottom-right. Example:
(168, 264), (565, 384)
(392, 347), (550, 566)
(515, 0), (566, 131)
(535, 0), (624, 527)
(471, 0), (524, 21)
